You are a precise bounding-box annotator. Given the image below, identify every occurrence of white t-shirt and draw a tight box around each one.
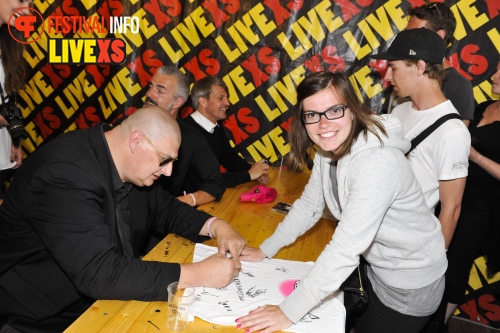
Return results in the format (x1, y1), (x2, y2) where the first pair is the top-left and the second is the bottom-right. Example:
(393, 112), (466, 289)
(191, 244), (345, 333)
(392, 100), (470, 211)
(0, 65), (15, 170)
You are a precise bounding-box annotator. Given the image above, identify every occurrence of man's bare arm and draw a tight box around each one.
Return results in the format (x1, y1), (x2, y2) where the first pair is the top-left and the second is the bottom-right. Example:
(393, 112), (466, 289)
(438, 177), (466, 249)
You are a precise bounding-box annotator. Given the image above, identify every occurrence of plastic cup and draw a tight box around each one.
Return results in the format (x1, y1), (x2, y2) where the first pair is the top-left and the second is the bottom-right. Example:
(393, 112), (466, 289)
(167, 281), (195, 331)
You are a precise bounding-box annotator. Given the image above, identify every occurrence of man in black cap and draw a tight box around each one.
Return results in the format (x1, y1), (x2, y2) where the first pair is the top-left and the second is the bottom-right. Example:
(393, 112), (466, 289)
(384, 2), (474, 127)
(372, 28), (470, 250)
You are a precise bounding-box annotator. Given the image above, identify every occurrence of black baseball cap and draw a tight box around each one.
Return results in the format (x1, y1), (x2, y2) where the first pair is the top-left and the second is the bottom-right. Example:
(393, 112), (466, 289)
(371, 28), (445, 64)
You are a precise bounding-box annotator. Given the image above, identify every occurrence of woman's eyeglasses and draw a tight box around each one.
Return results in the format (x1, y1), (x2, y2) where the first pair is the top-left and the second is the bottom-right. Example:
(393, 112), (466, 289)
(301, 105), (348, 124)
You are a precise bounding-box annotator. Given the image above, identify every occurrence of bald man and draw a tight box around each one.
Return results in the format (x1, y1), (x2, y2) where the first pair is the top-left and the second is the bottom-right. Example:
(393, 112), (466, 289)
(0, 106), (245, 333)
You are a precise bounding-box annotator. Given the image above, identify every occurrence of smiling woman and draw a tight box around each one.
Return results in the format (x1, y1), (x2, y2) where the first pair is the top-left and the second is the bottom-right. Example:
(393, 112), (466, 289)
(303, 90), (353, 154)
(288, 71), (386, 170)
(237, 71), (448, 333)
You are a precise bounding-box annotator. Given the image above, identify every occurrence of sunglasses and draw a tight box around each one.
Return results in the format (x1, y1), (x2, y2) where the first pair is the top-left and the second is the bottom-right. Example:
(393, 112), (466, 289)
(143, 134), (177, 167)
(423, 2), (443, 22)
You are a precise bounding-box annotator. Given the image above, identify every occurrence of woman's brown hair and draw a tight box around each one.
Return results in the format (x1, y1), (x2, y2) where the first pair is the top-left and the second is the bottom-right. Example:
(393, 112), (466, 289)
(0, 25), (27, 95)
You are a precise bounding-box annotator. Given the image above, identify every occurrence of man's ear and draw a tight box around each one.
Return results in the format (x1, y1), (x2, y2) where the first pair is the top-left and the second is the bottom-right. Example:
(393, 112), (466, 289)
(198, 96), (208, 109)
(416, 60), (427, 75)
(172, 97), (185, 109)
(436, 29), (447, 42)
(129, 130), (143, 153)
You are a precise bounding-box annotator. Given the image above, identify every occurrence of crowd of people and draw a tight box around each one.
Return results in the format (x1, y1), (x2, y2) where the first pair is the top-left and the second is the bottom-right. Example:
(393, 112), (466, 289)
(0, 1), (498, 333)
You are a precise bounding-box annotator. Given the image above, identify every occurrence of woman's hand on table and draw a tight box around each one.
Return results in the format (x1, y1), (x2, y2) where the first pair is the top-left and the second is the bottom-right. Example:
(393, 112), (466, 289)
(211, 219), (246, 259)
(236, 305), (293, 333)
(240, 246), (266, 262)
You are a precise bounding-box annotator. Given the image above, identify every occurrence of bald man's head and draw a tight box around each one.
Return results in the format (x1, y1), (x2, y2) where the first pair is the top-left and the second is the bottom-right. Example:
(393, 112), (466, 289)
(121, 106), (181, 144)
(107, 106), (181, 186)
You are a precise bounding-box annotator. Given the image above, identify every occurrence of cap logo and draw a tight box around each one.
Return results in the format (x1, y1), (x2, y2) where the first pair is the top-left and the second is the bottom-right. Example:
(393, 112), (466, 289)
(409, 49), (417, 55)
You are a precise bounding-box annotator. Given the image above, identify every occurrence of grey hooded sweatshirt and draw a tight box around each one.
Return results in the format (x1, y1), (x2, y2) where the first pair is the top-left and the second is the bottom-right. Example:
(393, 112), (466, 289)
(260, 115), (447, 323)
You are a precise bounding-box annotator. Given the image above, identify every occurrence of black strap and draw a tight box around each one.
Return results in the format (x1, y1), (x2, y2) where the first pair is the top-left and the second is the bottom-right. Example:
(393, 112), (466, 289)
(406, 113), (462, 156)
(0, 81), (7, 104)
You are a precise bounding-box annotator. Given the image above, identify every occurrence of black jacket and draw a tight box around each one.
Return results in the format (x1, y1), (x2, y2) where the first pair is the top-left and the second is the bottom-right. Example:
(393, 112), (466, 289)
(0, 124), (211, 332)
(184, 116), (251, 187)
(159, 119), (225, 200)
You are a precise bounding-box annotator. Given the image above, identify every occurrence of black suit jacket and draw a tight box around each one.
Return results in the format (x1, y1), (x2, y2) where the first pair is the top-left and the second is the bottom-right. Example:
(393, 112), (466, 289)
(0, 124), (211, 332)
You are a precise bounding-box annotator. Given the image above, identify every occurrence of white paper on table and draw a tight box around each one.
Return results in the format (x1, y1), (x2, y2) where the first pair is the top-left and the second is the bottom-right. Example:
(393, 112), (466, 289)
(190, 244), (345, 333)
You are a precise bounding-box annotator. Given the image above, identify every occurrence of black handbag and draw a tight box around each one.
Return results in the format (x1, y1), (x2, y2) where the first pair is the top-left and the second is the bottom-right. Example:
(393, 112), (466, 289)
(340, 258), (369, 327)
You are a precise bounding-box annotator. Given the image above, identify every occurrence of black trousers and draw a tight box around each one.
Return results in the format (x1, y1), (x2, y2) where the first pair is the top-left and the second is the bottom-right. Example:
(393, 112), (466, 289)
(445, 187), (491, 304)
(355, 275), (431, 333)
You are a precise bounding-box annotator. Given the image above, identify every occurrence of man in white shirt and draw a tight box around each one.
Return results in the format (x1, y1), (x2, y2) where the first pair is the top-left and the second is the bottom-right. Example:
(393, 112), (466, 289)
(372, 28), (470, 249)
(185, 76), (269, 188)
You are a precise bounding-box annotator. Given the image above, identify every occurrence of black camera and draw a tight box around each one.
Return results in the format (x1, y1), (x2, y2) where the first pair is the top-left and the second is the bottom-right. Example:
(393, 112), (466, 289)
(0, 102), (28, 147)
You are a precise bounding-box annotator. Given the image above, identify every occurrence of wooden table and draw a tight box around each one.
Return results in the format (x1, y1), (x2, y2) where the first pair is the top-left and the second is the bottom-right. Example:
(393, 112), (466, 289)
(65, 167), (337, 332)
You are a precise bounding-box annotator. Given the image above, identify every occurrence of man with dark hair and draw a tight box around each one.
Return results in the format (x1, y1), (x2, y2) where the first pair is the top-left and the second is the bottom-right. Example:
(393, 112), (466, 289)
(145, 66), (225, 206)
(185, 76), (270, 188)
(384, 2), (474, 127)
(0, 106), (245, 333)
(372, 28), (470, 250)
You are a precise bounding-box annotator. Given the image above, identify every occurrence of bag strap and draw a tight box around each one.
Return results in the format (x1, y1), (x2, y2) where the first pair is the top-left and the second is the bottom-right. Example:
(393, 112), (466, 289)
(406, 113), (462, 156)
(0, 81), (7, 104)
(357, 265), (364, 295)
